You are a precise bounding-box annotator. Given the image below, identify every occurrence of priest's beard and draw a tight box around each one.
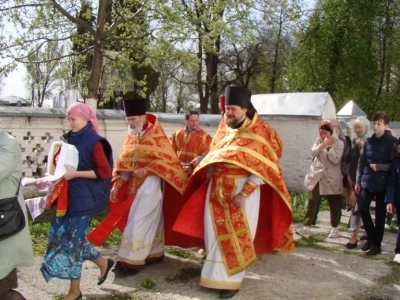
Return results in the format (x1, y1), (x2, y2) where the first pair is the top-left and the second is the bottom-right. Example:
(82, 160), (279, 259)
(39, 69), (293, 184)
(127, 123), (144, 135)
(225, 114), (245, 128)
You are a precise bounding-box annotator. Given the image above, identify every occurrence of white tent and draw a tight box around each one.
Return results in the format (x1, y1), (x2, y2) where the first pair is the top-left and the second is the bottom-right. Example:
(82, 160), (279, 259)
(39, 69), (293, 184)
(337, 100), (366, 118)
(251, 92), (337, 120)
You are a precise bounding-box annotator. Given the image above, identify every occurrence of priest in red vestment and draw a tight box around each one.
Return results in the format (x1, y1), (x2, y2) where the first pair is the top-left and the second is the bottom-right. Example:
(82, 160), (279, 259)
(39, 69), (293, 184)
(87, 98), (190, 276)
(171, 110), (211, 174)
(174, 86), (294, 299)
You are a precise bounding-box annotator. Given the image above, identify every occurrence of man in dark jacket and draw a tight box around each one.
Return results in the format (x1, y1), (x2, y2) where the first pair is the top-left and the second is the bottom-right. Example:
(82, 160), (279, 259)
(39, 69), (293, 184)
(355, 112), (397, 255)
(385, 140), (400, 263)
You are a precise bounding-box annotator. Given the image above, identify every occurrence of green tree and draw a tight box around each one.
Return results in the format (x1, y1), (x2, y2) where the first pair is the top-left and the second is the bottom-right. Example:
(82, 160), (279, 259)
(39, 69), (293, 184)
(0, 0), (154, 111)
(106, 0), (159, 109)
(25, 42), (65, 107)
(218, 0), (303, 95)
(151, 56), (198, 113)
(70, 0), (96, 98)
(157, 0), (253, 113)
(287, 0), (400, 118)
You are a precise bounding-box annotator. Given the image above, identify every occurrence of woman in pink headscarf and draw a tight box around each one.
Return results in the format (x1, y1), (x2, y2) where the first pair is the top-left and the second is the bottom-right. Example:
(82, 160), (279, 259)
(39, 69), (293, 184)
(41, 103), (114, 300)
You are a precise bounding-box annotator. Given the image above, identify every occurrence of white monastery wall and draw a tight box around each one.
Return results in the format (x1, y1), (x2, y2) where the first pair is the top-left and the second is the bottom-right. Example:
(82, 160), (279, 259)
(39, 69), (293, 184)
(1, 110), (327, 193)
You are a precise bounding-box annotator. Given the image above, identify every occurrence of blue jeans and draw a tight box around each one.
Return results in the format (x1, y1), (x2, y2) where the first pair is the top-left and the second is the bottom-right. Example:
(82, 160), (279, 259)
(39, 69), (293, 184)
(358, 189), (386, 248)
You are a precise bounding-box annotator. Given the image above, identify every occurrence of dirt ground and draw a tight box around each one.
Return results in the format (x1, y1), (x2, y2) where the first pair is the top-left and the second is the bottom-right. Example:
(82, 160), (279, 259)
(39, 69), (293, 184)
(17, 215), (400, 300)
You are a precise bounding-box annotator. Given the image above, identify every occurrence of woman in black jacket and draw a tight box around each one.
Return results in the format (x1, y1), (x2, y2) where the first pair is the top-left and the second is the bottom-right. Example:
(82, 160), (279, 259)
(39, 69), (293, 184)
(345, 116), (371, 249)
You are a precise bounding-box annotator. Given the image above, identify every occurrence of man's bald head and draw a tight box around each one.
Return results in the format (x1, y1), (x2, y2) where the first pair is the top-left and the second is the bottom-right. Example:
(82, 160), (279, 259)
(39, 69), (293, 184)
(328, 119), (339, 134)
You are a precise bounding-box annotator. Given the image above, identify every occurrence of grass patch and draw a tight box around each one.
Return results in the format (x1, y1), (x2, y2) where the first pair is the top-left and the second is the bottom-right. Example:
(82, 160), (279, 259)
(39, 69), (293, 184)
(295, 235), (329, 250)
(165, 266), (202, 283)
(140, 278), (156, 289)
(30, 220), (51, 255)
(378, 263), (400, 286)
(292, 193), (307, 223)
(29, 209), (122, 256)
(291, 192), (330, 223)
(165, 247), (200, 262)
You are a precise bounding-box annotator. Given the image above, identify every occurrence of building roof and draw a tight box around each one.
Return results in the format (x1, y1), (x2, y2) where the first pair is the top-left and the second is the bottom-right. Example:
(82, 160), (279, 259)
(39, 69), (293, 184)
(337, 100), (366, 117)
(0, 95), (28, 106)
(251, 92), (336, 119)
(0, 107), (224, 125)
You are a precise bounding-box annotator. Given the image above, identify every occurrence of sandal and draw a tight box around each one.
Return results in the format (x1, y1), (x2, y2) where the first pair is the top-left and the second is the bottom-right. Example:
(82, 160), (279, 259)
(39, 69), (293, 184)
(346, 203), (354, 212)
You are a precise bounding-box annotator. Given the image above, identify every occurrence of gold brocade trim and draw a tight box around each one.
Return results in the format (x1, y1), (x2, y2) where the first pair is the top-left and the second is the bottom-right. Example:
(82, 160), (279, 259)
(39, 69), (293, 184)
(176, 150), (198, 158)
(202, 146), (280, 173)
(192, 113), (293, 254)
(235, 132), (278, 162)
(197, 157), (292, 214)
(209, 176), (257, 277)
(146, 252), (165, 259)
(113, 115), (188, 195)
(116, 251), (165, 266)
(119, 230), (165, 256)
(116, 257), (145, 265)
(213, 165), (249, 178)
(263, 177), (293, 213)
(174, 129), (211, 160)
(240, 180), (257, 198)
(275, 226), (295, 253)
(200, 277), (242, 290)
(135, 143), (176, 156)
(208, 116), (254, 150)
(223, 173), (248, 178)
(211, 131), (278, 162)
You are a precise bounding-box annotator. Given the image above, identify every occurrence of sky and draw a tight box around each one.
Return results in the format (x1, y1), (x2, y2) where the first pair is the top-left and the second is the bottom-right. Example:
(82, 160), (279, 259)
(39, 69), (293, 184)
(0, 0), (316, 100)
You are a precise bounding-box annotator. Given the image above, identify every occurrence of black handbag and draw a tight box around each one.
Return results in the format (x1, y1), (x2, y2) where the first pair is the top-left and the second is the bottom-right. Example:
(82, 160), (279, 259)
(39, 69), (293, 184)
(0, 179), (26, 241)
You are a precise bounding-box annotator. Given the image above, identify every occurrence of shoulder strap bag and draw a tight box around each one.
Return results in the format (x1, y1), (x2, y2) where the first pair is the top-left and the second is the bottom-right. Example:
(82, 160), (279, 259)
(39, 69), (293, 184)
(0, 179), (26, 241)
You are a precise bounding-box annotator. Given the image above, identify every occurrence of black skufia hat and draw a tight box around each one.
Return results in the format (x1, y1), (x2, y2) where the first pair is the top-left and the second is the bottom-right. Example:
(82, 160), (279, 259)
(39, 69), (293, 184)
(122, 98), (146, 117)
(224, 86), (252, 108)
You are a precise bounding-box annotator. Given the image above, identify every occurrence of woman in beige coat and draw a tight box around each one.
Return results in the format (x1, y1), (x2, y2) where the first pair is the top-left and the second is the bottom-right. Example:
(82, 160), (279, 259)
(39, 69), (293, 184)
(0, 127), (34, 299)
(297, 121), (344, 238)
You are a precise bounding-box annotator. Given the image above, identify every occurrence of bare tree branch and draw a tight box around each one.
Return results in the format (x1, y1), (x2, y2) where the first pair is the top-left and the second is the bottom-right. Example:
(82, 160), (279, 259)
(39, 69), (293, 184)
(0, 35), (79, 52)
(51, 0), (95, 35)
(0, 3), (45, 12)
(16, 46), (93, 64)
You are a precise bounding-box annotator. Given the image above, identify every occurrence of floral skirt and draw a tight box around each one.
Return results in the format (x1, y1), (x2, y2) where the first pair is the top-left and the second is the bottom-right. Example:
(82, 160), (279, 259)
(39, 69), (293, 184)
(41, 214), (100, 282)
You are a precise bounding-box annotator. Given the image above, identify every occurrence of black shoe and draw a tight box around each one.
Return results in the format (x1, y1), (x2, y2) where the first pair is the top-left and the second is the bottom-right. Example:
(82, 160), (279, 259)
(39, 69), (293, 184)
(74, 293), (82, 300)
(365, 245), (382, 256)
(112, 267), (138, 277)
(98, 258), (115, 286)
(345, 241), (358, 249)
(220, 289), (239, 299)
(361, 241), (372, 252)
